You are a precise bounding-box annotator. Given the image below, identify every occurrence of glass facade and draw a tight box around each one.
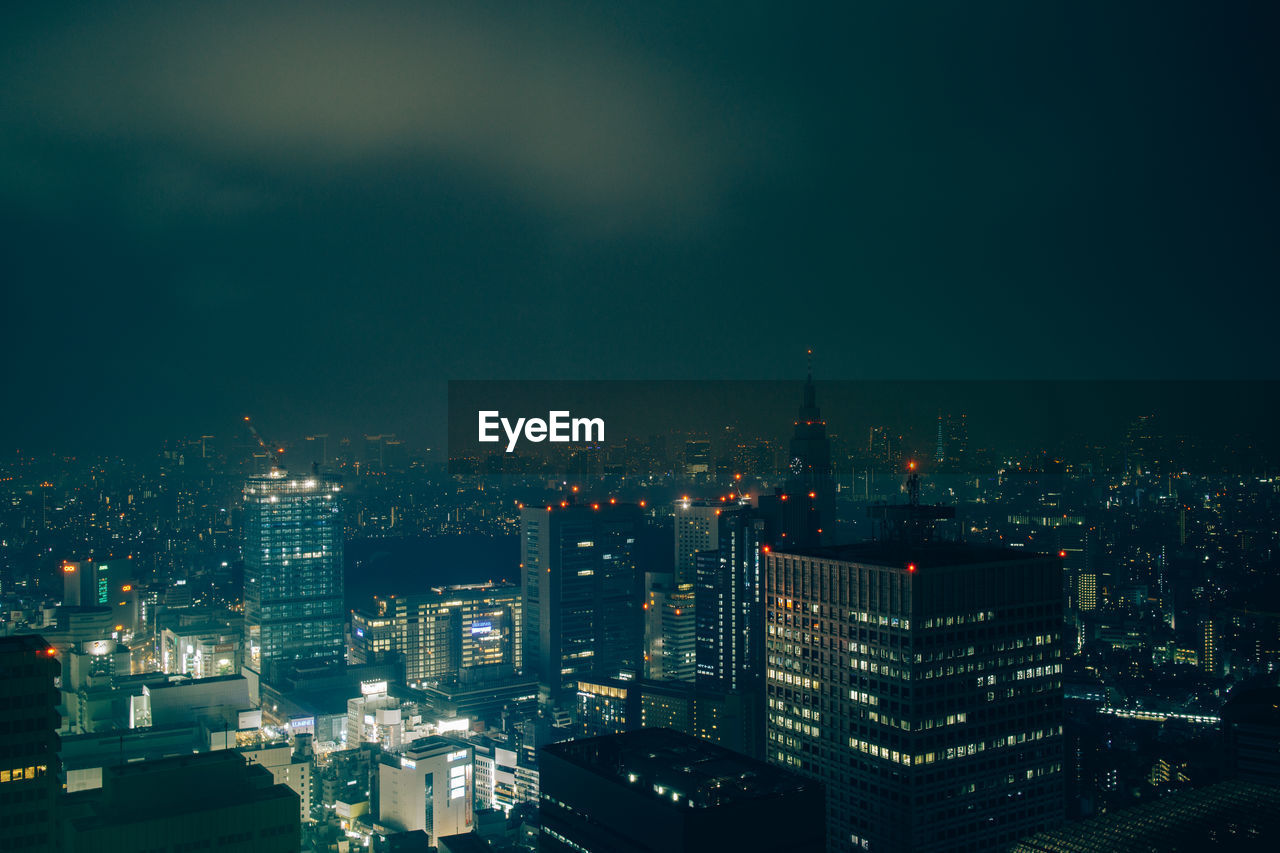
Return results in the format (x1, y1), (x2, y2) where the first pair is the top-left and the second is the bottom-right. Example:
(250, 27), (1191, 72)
(242, 471), (344, 686)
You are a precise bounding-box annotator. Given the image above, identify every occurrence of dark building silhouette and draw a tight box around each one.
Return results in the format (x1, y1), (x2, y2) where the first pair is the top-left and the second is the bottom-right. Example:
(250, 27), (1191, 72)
(0, 635), (61, 853)
(760, 361), (836, 549)
(61, 751), (299, 852)
(1221, 686), (1280, 785)
(521, 502), (643, 698)
(765, 541), (1064, 852)
(540, 728), (824, 852)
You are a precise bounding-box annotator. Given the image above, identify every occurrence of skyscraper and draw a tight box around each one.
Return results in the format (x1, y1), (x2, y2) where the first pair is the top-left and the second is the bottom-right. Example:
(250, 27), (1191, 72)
(520, 502), (643, 698)
(242, 470), (345, 691)
(695, 505), (772, 693)
(765, 542), (1064, 852)
(934, 412), (968, 471)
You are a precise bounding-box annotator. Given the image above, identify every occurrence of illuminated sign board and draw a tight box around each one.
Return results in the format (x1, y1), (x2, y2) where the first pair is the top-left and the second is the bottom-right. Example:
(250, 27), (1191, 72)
(360, 680), (387, 696)
(446, 750), (467, 762)
(470, 620), (492, 636)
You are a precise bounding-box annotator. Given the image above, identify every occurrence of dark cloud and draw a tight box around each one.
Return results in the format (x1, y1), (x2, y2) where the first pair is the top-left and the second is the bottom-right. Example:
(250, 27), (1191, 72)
(1, 2), (1277, 452)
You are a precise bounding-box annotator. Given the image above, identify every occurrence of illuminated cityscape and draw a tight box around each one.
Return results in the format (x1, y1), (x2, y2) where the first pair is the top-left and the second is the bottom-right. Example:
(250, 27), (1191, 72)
(3, 3), (1279, 852)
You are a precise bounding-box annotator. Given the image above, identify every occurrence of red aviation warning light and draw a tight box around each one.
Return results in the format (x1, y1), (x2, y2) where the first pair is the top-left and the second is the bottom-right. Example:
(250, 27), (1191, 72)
(907, 460), (917, 471)
(907, 563), (917, 573)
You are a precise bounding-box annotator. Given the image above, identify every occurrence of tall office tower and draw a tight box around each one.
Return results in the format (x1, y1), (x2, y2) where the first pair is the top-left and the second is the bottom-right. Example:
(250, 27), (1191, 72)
(695, 506), (772, 693)
(350, 583), (521, 686)
(1201, 617), (1220, 677)
(782, 363), (835, 546)
(644, 574), (696, 682)
(377, 737), (474, 845)
(520, 502), (643, 698)
(0, 636), (61, 853)
(243, 470), (344, 690)
(675, 500), (722, 585)
(541, 728), (825, 853)
(765, 542), (1064, 852)
(934, 413), (969, 471)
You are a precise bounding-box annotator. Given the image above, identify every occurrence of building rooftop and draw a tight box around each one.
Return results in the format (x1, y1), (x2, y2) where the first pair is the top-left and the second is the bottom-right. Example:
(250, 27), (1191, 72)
(0, 633), (53, 653)
(543, 728), (818, 810)
(776, 540), (1052, 570)
(1010, 780), (1280, 852)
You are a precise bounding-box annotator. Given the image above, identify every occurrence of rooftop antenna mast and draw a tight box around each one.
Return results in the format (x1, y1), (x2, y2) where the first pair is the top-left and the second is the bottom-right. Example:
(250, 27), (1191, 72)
(867, 460), (955, 543)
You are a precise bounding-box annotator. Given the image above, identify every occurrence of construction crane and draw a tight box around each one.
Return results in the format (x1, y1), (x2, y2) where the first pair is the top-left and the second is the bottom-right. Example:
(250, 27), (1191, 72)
(242, 415), (285, 472)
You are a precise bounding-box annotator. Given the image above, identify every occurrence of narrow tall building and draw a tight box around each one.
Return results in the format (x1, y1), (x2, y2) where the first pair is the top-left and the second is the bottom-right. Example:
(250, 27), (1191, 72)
(765, 542), (1064, 852)
(520, 502), (643, 699)
(782, 362), (835, 546)
(243, 470), (345, 691)
(695, 505), (771, 693)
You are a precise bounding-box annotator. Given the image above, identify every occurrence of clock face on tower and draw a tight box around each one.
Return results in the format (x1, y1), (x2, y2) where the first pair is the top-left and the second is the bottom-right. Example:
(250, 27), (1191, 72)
(790, 456), (804, 476)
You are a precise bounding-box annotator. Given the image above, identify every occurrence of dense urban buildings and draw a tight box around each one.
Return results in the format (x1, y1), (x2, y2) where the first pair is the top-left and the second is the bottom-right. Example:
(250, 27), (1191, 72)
(350, 583), (522, 685)
(765, 541), (1064, 852)
(540, 728), (825, 852)
(2, 379), (1278, 852)
(242, 470), (345, 690)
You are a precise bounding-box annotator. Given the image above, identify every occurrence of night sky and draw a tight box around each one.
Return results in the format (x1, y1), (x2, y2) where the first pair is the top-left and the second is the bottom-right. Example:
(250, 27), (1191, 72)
(3, 2), (1277, 452)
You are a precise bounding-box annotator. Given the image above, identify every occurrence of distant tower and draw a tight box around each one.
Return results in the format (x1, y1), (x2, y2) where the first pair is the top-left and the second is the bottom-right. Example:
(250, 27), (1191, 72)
(779, 351), (836, 544)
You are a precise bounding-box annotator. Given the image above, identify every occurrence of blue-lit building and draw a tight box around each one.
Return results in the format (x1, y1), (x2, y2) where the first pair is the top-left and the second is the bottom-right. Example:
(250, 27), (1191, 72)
(242, 471), (345, 691)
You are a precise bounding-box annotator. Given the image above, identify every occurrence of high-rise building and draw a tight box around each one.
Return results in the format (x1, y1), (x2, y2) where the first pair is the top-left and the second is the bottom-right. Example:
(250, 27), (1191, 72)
(350, 584), (521, 686)
(0, 635), (61, 853)
(1201, 617), (1220, 677)
(520, 502), (643, 698)
(934, 413), (968, 471)
(644, 573), (696, 682)
(540, 728), (825, 853)
(765, 542), (1064, 852)
(695, 505), (772, 693)
(243, 471), (345, 690)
